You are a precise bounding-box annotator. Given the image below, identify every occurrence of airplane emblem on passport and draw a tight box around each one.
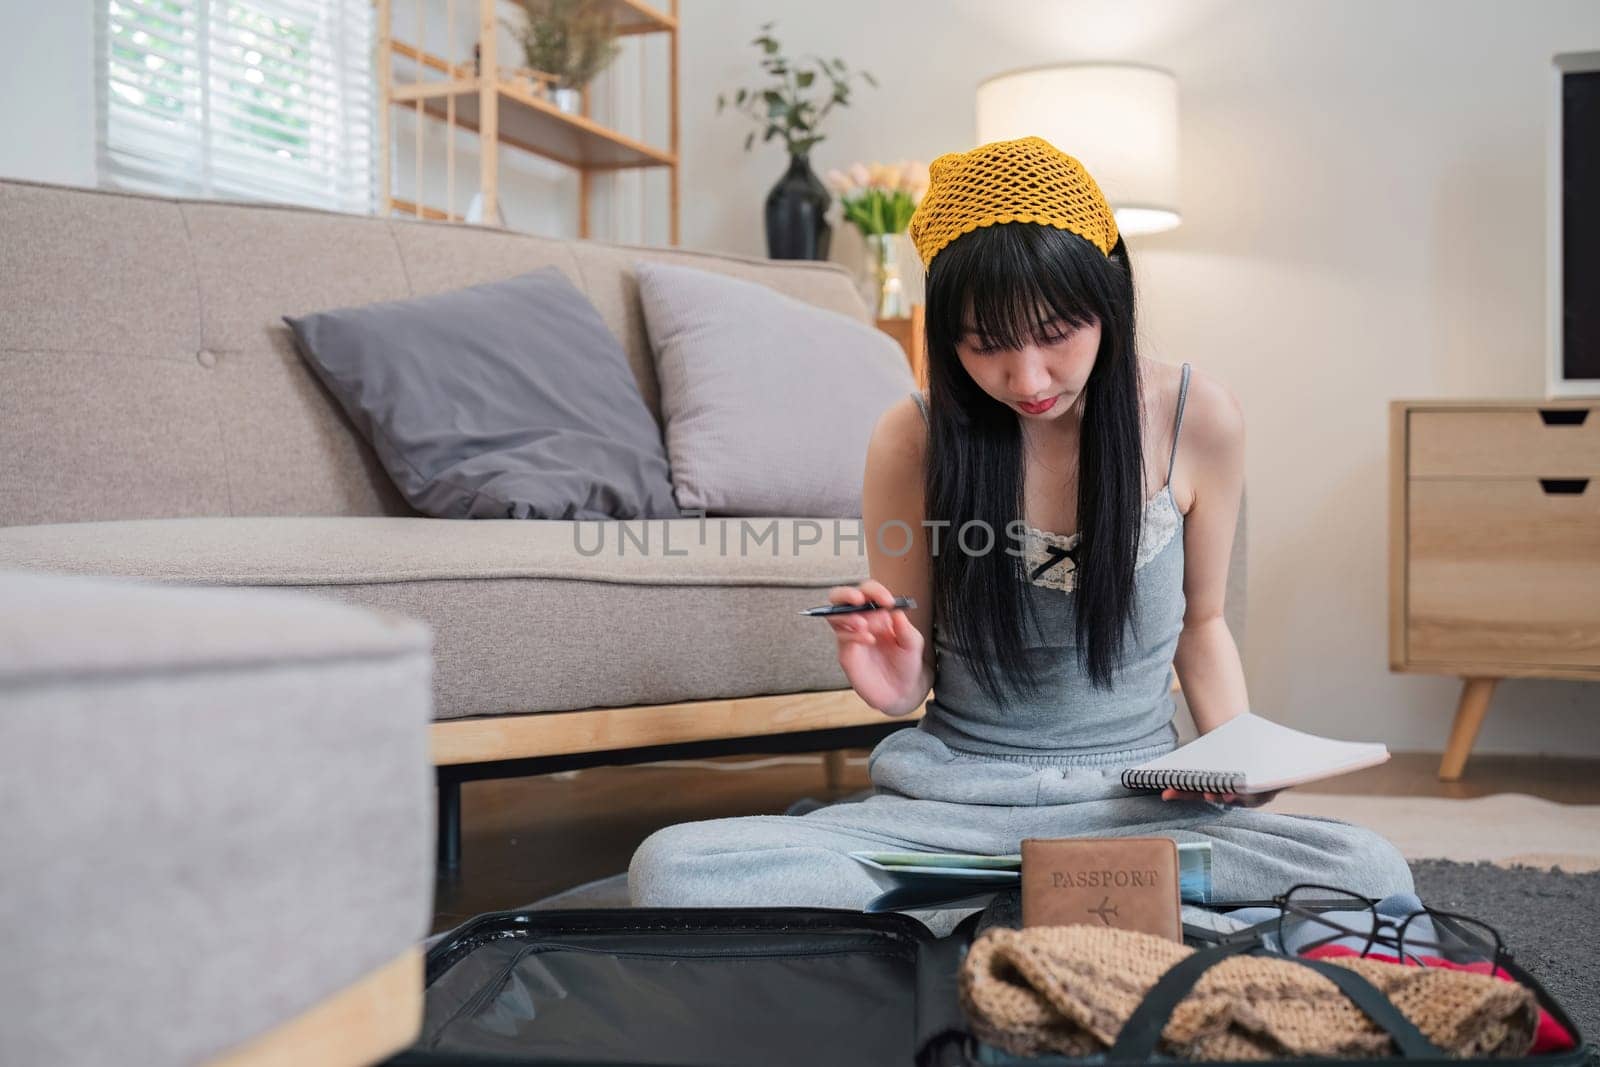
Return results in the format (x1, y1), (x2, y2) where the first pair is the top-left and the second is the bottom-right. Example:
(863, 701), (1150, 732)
(1088, 896), (1119, 925)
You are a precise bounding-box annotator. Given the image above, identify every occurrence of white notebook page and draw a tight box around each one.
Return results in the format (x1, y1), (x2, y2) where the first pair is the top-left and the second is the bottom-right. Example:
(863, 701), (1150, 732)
(1125, 712), (1390, 793)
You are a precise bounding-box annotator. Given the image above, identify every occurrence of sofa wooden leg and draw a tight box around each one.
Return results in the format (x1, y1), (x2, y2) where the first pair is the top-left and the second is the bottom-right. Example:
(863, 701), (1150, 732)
(437, 771), (462, 875)
(1439, 677), (1497, 781)
(822, 750), (849, 792)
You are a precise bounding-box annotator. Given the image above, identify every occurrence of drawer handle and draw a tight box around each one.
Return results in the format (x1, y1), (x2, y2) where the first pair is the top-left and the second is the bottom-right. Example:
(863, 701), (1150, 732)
(1539, 478), (1590, 495)
(1538, 408), (1589, 426)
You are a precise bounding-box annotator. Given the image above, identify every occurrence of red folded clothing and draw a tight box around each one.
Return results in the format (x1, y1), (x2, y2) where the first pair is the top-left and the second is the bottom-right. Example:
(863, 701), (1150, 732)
(1303, 945), (1575, 1053)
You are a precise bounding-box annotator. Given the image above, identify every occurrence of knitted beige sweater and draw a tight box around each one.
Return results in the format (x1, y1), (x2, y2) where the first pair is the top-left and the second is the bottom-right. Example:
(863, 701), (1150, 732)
(959, 925), (1538, 1060)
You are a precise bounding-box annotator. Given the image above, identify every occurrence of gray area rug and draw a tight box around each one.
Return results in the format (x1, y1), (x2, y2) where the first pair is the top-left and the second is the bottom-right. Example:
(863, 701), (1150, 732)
(429, 859), (1596, 1052)
(1407, 859), (1597, 1055)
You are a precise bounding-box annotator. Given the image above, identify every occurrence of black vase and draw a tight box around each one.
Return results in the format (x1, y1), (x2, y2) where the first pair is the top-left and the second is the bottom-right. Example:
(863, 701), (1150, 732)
(764, 152), (832, 261)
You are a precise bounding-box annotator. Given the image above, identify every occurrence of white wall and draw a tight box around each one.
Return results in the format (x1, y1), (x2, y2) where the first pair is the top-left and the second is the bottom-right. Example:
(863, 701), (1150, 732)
(0, 0), (95, 186)
(2, 0), (1595, 756)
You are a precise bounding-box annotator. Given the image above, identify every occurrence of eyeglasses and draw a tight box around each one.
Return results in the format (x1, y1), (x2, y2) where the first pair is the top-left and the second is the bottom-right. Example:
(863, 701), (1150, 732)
(1271, 883), (1510, 978)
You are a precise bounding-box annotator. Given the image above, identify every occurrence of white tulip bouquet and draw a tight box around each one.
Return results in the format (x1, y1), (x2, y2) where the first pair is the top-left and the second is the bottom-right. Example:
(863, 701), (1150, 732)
(824, 160), (930, 237)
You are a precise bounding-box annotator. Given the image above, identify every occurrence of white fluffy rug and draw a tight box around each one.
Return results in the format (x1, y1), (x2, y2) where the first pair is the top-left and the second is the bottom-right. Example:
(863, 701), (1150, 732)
(1270, 791), (1600, 873)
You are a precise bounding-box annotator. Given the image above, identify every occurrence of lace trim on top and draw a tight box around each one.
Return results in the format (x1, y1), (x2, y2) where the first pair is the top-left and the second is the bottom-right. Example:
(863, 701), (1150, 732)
(1021, 484), (1180, 593)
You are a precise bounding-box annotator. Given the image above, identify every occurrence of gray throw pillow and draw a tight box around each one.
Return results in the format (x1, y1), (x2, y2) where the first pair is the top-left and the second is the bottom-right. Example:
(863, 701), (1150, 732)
(285, 268), (681, 520)
(635, 260), (915, 517)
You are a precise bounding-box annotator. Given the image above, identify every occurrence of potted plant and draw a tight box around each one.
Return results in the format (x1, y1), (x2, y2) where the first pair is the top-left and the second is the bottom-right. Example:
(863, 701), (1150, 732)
(825, 160), (928, 318)
(504, 0), (622, 114)
(716, 23), (876, 260)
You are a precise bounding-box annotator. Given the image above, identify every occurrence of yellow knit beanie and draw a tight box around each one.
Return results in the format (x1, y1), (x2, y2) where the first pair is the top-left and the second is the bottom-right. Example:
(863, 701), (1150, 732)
(908, 136), (1120, 267)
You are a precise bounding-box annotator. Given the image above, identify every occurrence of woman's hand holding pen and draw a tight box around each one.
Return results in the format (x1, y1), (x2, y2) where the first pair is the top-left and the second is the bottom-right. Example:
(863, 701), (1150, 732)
(821, 579), (925, 715)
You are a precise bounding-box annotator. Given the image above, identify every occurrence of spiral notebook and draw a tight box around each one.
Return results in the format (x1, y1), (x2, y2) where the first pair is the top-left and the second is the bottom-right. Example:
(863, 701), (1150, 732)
(1120, 712), (1390, 795)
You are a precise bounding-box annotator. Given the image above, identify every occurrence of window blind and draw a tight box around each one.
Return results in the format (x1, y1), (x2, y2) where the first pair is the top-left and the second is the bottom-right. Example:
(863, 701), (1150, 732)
(97, 0), (374, 214)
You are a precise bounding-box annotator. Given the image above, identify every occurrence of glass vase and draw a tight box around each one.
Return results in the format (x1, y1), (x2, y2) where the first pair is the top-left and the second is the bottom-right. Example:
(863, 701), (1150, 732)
(866, 232), (910, 319)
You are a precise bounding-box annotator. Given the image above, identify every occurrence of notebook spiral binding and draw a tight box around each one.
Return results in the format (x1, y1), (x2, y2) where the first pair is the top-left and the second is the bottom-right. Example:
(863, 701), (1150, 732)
(1121, 769), (1247, 794)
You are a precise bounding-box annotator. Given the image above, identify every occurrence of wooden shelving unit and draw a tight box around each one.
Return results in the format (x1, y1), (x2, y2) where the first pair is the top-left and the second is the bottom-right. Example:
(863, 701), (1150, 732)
(376, 0), (680, 242)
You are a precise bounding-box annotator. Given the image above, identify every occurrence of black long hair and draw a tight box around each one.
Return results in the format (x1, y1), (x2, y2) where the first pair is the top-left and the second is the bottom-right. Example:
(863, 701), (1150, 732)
(922, 221), (1146, 705)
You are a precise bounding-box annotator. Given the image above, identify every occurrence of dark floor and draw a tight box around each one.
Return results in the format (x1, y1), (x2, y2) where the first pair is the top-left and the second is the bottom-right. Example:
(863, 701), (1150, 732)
(431, 749), (1600, 935)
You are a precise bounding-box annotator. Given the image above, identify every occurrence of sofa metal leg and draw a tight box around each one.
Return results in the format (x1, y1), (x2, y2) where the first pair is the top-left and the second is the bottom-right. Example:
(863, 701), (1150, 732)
(437, 771), (462, 875)
(426, 724), (919, 875)
(822, 749), (847, 791)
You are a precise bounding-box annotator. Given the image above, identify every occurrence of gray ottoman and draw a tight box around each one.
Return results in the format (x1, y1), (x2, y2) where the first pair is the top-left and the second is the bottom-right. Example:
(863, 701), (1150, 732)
(0, 570), (435, 1066)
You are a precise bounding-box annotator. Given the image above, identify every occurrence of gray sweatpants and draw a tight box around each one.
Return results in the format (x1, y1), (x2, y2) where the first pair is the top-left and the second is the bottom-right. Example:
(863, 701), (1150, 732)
(628, 724), (1415, 936)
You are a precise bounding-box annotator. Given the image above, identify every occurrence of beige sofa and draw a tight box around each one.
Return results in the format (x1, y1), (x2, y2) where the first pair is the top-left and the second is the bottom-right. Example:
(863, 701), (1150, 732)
(0, 178), (1247, 871)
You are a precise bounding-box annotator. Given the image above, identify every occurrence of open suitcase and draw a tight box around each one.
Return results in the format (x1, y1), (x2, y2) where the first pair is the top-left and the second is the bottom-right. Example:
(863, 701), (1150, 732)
(385, 900), (1592, 1067)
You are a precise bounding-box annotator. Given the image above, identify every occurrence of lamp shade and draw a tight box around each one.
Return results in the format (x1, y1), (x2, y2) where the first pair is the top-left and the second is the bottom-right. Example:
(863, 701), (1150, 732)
(976, 63), (1180, 236)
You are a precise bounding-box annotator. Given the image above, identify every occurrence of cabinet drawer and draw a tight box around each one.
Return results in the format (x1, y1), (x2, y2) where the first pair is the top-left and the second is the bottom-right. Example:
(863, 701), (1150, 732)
(1409, 408), (1600, 477)
(1406, 478), (1600, 668)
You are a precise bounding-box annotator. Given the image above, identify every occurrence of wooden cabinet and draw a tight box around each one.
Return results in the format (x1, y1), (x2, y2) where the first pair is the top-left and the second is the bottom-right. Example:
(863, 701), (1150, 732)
(877, 306), (927, 388)
(1389, 399), (1600, 779)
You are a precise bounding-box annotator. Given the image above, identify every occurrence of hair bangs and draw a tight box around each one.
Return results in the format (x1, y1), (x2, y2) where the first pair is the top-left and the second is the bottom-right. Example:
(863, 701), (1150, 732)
(931, 224), (1107, 355)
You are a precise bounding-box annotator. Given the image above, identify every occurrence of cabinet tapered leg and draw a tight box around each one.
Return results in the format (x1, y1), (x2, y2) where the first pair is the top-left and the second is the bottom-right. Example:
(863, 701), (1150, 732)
(1439, 677), (1497, 781)
(822, 750), (848, 791)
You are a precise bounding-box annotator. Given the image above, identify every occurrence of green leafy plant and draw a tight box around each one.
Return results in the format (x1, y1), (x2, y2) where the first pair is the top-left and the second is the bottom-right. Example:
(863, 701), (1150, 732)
(503, 0), (621, 90)
(715, 22), (877, 157)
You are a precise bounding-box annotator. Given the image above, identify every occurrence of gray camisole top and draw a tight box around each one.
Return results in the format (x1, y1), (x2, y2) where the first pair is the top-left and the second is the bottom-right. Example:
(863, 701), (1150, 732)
(909, 362), (1192, 758)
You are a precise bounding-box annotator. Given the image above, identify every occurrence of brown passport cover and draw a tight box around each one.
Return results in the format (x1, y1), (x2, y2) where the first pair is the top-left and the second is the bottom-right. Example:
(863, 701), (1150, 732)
(1020, 837), (1182, 941)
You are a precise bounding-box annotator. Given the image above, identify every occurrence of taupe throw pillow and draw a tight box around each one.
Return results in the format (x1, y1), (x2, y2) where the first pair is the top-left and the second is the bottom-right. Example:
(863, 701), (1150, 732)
(635, 260), (914, 517)
(285, 268), (681, 520)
